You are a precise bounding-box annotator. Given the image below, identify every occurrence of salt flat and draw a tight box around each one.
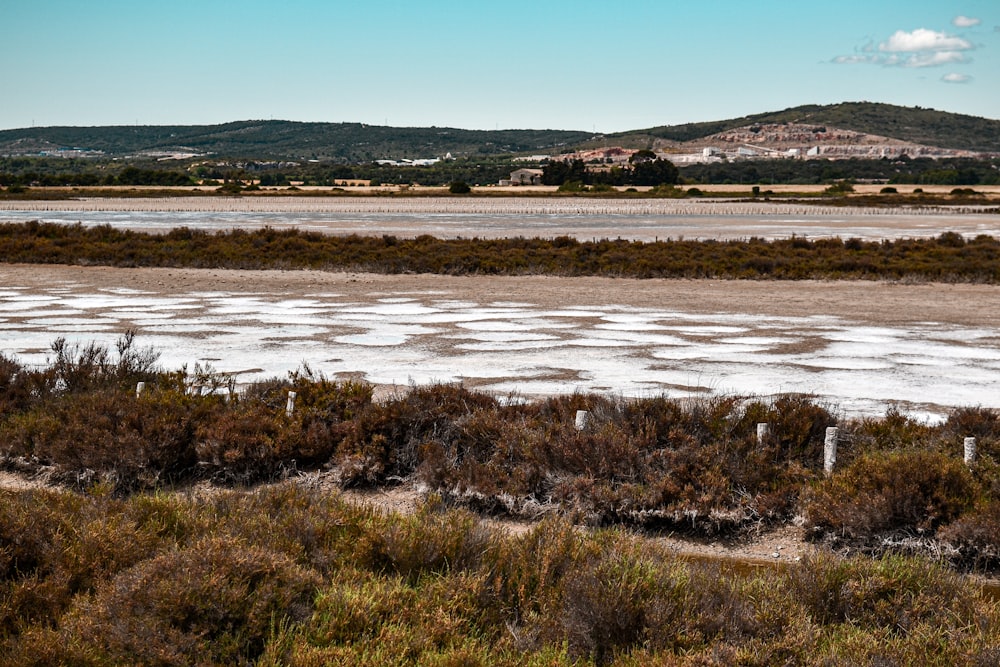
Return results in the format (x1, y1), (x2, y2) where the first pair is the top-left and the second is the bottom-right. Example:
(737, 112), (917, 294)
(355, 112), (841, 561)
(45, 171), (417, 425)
(2, 264), (999, 421)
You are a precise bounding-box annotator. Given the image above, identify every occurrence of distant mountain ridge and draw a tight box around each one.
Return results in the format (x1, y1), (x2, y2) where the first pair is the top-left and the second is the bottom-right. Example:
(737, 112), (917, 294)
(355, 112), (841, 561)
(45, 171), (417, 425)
(0, 103), (996, 160)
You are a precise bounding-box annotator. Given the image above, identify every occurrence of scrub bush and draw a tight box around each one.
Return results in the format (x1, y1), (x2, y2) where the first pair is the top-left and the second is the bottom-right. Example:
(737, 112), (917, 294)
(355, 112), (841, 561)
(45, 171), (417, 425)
(803, 449), (978, 538)
(5, 221), (1000, 281)
(3, 485), (1000, 665)
(27, 537), (321, 666)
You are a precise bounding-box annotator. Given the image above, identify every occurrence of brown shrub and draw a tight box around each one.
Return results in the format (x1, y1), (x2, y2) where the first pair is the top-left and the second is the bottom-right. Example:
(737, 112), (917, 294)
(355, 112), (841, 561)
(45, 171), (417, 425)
(938, 500), (1000, 569)
(787, 552), (978, 634)
(2, 388), (211, 492)
(764, 395), (835, 466)
(560, 545), (664, 665)
(0, 489), (159, 639)
(944, 406), (1000, 459)
(803, 449), (978, 538)
(46, 536), (321, 666)
(350, 497), (497, 582)
(194, 402), (295, 484)
(335, 383), (497, 487)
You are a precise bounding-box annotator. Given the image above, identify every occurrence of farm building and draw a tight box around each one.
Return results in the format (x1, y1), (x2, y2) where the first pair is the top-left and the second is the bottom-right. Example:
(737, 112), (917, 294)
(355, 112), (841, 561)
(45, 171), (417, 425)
(502, 168), (544, 186)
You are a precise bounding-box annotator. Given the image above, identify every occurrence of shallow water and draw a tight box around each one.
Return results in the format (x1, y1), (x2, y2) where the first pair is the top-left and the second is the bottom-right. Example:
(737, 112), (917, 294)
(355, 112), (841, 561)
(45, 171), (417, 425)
(3, 207), (999, 241)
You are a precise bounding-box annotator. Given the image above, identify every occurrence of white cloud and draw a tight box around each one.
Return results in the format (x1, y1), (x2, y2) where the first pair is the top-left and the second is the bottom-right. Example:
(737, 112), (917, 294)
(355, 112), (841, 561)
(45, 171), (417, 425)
(942, 72), (972, 83)
(833, 50), (969, 68)
(832, 54), (881, 64)
(904, 51), (969, 67)
(952, 16), (981, 28)
(879, 28), (973, 53)
(834, 26), (977, 69)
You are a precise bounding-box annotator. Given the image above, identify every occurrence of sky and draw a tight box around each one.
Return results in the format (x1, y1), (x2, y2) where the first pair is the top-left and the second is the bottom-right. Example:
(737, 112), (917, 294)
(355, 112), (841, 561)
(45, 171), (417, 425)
(2, 0), (999, 132)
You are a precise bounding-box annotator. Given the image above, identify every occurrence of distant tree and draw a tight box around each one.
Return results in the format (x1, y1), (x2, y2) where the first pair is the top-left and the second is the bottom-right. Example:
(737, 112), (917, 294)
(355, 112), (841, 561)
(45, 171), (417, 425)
(629, 149), (657, 163)
(216, 182), (243, 195)
(629, 158), (679, 186)
(824, 180), (855, 194)
(448, 180), (471, 194)
(542, 159), (587, 185)
(557, 180), (586, 193)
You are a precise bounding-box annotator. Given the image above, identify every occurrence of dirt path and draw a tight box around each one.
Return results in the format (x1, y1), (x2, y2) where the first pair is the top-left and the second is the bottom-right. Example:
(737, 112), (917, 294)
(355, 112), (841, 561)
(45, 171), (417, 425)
(0, 465), (811, 565)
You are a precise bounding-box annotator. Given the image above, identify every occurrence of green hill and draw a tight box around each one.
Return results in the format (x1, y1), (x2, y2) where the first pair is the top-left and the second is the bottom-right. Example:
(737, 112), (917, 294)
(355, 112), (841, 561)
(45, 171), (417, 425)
(0, 103), (996, 161)
(0, 121), (593, 161)
(611, 102), (1000, 153)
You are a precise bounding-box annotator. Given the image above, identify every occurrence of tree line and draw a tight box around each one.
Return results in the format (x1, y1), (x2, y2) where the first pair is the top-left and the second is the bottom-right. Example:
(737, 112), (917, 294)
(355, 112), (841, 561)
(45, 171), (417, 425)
(2, 155), (998, 189)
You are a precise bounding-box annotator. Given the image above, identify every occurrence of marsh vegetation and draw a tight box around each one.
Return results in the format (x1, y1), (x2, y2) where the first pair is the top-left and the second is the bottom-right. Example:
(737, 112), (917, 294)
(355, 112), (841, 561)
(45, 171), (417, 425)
(3, 346), (1000, 664)
(3, 221), (1000, 282)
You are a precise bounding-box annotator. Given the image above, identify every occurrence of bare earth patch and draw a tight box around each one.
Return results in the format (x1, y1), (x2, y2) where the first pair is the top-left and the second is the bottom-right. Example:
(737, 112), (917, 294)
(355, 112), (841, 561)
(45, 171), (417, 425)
(3, 263), (999, 326)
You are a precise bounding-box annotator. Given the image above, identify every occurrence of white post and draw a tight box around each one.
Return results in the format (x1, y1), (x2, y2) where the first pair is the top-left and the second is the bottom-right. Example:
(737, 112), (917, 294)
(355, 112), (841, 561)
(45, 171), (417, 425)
(824, 427), (838, 476)
(756, 423), (769, 444)
(964, 437), (976, 465)
(575, 410), (590, 431)
(286, 391), (297, 417)
(135, 381), (145, 397)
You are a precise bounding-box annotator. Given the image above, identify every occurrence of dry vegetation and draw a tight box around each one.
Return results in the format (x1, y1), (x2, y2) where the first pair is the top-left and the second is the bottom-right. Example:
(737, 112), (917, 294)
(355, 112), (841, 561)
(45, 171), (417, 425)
(3, 221), (1000, 281)
(2, 334), (999, 556)
(3, 481), (998, 666)
(4, 216), (1000, 663)
(0, 330), (998, 667)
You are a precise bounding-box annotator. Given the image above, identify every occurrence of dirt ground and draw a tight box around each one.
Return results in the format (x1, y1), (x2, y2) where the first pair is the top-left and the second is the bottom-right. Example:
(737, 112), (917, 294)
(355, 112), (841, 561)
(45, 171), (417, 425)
(3, 263), (1000, 328)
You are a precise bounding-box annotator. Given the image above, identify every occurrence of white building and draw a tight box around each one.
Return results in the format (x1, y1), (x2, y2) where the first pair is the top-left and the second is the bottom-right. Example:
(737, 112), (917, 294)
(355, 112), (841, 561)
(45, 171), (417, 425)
(502, 168), (544, 186)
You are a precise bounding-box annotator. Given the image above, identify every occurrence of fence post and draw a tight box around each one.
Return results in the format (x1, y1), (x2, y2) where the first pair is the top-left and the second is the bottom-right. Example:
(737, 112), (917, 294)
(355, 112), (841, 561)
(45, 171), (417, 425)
(756, 423), (769, 444)
(135, 381), (145, 398)
(824, 427), (838, 477)
(575, 410), (590, 431)
(286, 391), (297, 417)
(964, 437), (977, 465)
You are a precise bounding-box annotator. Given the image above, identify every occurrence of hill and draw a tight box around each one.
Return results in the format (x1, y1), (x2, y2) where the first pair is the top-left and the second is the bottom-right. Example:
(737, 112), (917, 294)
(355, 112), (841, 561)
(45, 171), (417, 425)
(609, 102), (1000, 153)
(0, 103), (997, 161)
(0, 121), (594, 161)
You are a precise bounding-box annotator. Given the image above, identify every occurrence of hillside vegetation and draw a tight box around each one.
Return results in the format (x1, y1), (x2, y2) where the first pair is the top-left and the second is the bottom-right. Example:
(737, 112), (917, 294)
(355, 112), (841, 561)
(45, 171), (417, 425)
(1, 103), (997, 160)
(0, 121), (593, 161)
(611, 102), (1000, 153)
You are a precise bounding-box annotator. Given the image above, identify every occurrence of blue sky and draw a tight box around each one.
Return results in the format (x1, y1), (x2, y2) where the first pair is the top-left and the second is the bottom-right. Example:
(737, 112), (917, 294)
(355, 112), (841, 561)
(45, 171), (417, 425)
(2, 1), (998, 132)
